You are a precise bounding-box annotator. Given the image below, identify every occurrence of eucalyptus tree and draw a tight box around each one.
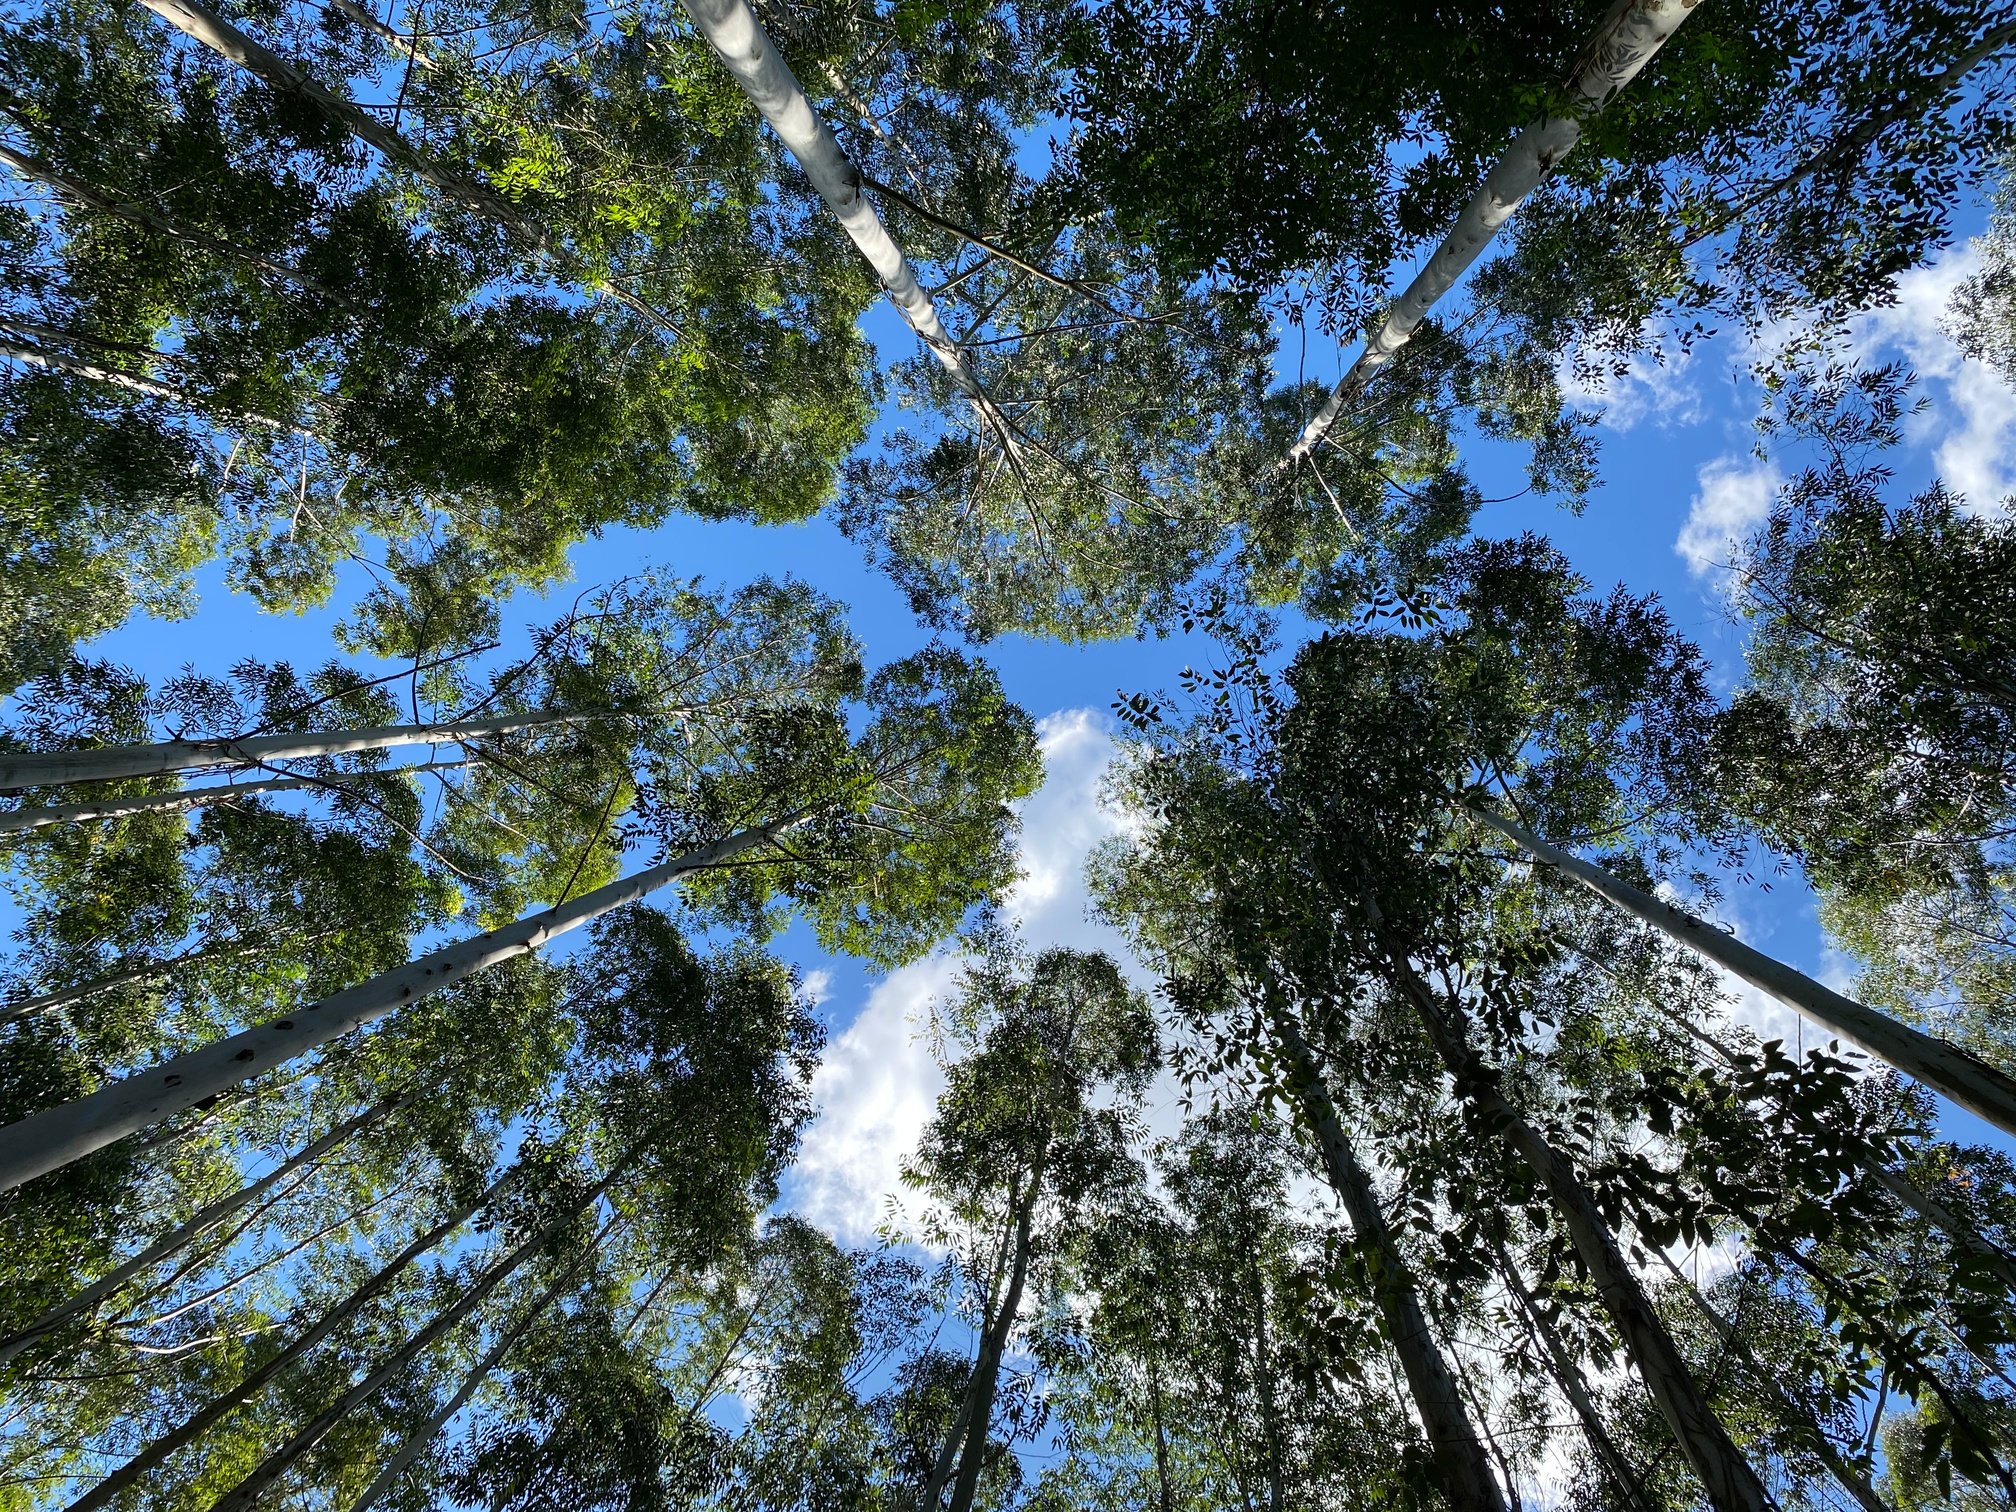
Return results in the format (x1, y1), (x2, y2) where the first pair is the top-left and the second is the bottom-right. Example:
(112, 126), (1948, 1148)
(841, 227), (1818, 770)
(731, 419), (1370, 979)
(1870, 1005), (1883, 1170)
(0, 0), (878, 683)
(0, 645), (1037, 1193)
(902, 941), (1158, 1512)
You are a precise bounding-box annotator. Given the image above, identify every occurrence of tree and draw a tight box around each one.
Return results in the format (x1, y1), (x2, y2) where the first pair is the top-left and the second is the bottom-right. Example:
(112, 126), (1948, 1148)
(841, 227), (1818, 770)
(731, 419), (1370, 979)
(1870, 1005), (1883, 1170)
(903, 941), (1158, 1512)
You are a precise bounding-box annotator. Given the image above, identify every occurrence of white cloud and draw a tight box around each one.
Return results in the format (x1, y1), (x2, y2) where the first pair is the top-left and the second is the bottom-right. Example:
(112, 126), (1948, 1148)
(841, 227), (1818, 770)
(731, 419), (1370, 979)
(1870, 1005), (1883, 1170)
(1558, 335), (1704, 435)
(1675, 455), (1781, 578)
(797, 968), (834, 1008)
(1850, 245), (2016, 510)
(786, 709), (1135, 1243)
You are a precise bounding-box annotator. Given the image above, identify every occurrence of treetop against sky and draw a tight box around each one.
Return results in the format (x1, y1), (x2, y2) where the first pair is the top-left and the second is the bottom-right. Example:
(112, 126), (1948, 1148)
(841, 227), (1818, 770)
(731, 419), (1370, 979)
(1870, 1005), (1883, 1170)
(3, 0), (2016, 1506)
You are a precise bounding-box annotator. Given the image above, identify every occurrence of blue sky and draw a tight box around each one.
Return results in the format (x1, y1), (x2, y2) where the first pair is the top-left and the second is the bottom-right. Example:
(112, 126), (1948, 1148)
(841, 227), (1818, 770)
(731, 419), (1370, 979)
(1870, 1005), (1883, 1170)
(38, 187), (2016, 1240)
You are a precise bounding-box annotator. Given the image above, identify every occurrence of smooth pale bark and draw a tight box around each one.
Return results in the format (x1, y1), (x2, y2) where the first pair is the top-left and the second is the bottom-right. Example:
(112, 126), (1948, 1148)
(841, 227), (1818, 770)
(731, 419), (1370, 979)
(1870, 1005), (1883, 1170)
(133, 0), (677, 336)
(0, 819), (787, 1193)
(1640, 983), (2016, 1294)
(323, 0), (437, 69)
(1283, 0), (1701, 468)
(0, 1094), (408, 1368)
(67, 1171), (506, 1512)
(0, 759), (476, 835)
(945, 1159), (1042, 1512)
(0, 714), (569, 791)
(1471, 806), (2016, 1138)
(0, 938), (266, 1027)
(342, 1239), (585, 1512)
(208, 1180), (624, 1512)
(1497, 1242), (1659, 1512)
(1271, 1010), (1508, 1512)
(0, 330), (299, 430)
(1362, 896), (1770, 1512)
(1654, 1251), (1892, 1512)
(678, 0), (1016, 452)
(0, 140), (367, 311)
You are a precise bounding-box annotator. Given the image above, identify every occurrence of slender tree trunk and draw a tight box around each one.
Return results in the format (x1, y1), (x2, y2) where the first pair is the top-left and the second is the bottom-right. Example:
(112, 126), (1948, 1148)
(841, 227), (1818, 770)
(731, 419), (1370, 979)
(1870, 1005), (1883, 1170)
(0, 1094), (407, 1367)
(1283, 0), (1700, 468)
(0, 714), (569, 791)
(1497, 1241), (1660, 1512)
(67, 1170), (506, 1512)
(132, 0), (677, 336)
(342, 1241), (587, 1512)
(323, 0), (437, 69)
(678, 0), (1017, 455)
(0, 759), (477, 836)
(0, 934), (293, 1026)
(946, 1158), (1044, 1512)
(0, 818), (789, 1193)
(1148, 1352), (1175, 1512)
(0, 140), (368, 312)
(207, 1173), (627, 1512)
(0, 329), (299, 430)
(1652, 1250), (1892, 1512)
(1247, 1247), (1284, 1512)
(1270, 1008), (1508, 1512)
(1359, 895), (1770, 1512)
(1471, 806), (2016, 1137)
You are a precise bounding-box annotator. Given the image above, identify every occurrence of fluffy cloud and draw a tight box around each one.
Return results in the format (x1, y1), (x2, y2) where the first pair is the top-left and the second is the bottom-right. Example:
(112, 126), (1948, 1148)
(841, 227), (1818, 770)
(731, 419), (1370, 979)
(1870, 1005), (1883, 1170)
(1852, 245), (2016, 510)
(1557, 335), (1704, 435)
(785, 709), (1133, 1243)
(1674, 455), (1782, 578)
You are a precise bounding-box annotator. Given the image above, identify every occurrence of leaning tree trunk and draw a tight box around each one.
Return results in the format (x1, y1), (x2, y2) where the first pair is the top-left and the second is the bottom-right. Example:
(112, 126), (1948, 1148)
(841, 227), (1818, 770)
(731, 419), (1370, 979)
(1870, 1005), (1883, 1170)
(68, 1169), (507, 1512)
(678, 0), (1018, 456)
(0, 818), (790, 1193)
(0, 141), (366, 312)
(1271, 1009), (1509, 1512)
(0, 759), (476, 835)
(1283, 0), (1701, 468)
(0, 933), (294, 1027)
(946, 1158), (1045, 1512)
(1496, 1240), (1661, 1512)
(0, 714), (570, 791)
(0, 329), (299, 430)
(133, 0), (678, 335)
(343, 1231), (594, 1512)
(1470, 806), (2016, 1138)
(208, 1168), (628, 1512)
(0, 1092), (408, 1367)
(1361, 895), (1771, 1512)
(1652, 1250), (1892, 1512)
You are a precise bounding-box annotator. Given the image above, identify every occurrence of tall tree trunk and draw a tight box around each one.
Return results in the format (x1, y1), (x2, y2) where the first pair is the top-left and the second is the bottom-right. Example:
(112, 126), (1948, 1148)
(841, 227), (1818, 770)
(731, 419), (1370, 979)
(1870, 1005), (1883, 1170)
(1148, 1351), (1175, 1512)
(342, 1241), (587, 1512)
(131, 0), (678, 337)
(208, 1171), (628, 1512)
(68, 1169), (507, 1512)
(1246, 1246), (1285, 1512)
(0, 1093), (408, 1367)
(1470, 806), (2016, 1137)
(1270, 1008), (1509, 1512)
(1652, 1250), (1892, 1512)
(0, 933), (298, 1026)
(0, 140), (364, 310)
(0, 329), (298, 429)
(1496, 1240), (1660, 1512)
(946, 1157), (1045, 1512)
(1283, 0), (1700, 468)
(0, 818), (790, 1193)
(0, 713), (569, 791)
(0, 759), (476, 835)
(677, 0), (1018, 456)
(1359, 894), (1771, 1512)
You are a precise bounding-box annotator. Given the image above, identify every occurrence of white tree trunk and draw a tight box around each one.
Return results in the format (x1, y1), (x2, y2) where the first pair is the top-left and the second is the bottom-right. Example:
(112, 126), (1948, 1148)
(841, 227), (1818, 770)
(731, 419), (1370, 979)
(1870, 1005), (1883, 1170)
(1283, 0), (1701, 468)
(679, 0), (1014, 447)
(0, 759), (475, 835)
(0, 1093), (408, 1367)
(0, 820), (787, 1193)
(0, 715), (566, 791)
(0, 329), (300, 430)
(1470, 806), (2016, 1138)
